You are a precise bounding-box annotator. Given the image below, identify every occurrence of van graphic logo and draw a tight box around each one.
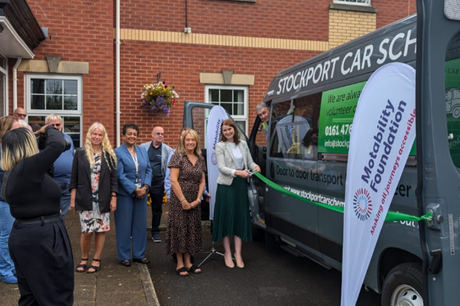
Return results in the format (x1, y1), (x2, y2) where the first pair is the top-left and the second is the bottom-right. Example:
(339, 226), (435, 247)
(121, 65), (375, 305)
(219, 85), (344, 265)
(353, 188), (373, 221)
(211, 152), (217, 165)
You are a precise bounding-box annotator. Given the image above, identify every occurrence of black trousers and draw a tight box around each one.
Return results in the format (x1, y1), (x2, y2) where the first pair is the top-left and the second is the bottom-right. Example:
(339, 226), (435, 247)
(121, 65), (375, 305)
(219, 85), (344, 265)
(9, 215), (74, 306)
(150, 180), (164, 233)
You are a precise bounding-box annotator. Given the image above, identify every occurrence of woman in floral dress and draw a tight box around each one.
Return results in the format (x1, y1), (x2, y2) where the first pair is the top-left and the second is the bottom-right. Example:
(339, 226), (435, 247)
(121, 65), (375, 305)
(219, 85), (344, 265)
(166, 128), (206, 277)
(70, 122), (118, 273)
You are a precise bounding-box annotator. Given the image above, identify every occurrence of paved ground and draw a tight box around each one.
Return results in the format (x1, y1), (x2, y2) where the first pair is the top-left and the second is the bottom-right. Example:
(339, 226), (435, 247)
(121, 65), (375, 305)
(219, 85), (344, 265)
(0, 210), (158, 306)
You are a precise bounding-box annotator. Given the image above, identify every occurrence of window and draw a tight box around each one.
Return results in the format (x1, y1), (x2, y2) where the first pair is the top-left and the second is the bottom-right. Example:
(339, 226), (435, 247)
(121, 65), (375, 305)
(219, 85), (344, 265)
(205, 85), (248, 135)
(333, 0), (371, 6)
(0, 54), (6, 118)
(26, 74), (82, 148)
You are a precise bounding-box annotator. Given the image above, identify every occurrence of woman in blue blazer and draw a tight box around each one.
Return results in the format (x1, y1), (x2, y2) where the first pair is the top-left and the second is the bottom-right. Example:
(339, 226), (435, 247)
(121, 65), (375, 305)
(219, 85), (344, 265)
(114, 123), (152, 266)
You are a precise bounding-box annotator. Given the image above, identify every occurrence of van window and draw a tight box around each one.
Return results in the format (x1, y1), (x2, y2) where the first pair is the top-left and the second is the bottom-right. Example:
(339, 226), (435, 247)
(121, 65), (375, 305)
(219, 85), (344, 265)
(269, 93), (321, 160)
(446, 39), (460, 168)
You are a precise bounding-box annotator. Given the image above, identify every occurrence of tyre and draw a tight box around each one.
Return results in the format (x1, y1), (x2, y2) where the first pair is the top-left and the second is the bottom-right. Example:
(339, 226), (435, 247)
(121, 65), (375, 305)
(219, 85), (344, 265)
(381, 263), (423, 306)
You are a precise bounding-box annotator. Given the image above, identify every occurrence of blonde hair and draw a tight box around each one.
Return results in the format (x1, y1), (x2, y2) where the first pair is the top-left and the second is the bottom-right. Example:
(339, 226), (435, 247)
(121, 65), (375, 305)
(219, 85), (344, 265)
(177, 128), (202, 157)
(84, 122), (117, 170)
(1, 128), (38, 171)
(0, 116), (18, 143)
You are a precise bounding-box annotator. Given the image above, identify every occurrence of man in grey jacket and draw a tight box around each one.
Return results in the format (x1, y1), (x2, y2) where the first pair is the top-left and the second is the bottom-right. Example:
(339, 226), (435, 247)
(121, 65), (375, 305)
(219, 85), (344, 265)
(141, 126), (173, 242)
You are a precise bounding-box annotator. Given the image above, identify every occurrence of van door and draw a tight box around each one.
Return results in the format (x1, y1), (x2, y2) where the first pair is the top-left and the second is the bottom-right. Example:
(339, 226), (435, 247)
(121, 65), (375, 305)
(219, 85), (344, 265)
(264, 99), (322, 262)
(182, 101), (264, 227)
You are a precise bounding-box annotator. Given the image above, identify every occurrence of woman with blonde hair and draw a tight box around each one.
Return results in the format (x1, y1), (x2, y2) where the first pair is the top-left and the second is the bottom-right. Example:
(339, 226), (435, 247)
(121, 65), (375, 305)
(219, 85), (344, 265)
(0, 116), (19, 285)
(2, 126), (74, 305)
(166, 128), (206, 276)
(70, 122), (118, 273)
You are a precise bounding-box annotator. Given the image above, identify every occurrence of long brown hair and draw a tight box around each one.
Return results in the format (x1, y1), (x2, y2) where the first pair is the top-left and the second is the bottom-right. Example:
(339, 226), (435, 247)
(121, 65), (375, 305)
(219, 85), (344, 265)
(0, 116), (18, 144)
(219, 119), (240, 145)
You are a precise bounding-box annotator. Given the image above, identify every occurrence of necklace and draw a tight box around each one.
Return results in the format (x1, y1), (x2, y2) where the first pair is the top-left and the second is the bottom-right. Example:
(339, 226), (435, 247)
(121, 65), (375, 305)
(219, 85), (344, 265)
(128, 146), (135, 155)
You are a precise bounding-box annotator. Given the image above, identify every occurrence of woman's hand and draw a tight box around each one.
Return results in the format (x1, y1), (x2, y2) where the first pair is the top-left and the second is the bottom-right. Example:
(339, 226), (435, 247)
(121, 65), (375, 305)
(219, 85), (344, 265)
(236, 170), (251, 178)
(110, 197), (117, 211)
(252, 165), (261, 173)
(181, 200), (192, 210)
(136, 187), (147, 198)
(70, 200), (75, 210)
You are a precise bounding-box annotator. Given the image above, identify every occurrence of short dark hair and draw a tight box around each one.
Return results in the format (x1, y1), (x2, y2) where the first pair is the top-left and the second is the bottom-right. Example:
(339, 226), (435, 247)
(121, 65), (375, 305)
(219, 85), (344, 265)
(122, 123), (139, 136)
(220, 119), (240, 145)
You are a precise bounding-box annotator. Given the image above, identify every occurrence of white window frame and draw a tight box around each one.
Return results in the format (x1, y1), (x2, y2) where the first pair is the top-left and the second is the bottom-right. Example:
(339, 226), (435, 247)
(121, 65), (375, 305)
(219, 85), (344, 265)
(333, 0), (371, 6)
(0, 53), (8, 117)
(205, 85), (249, 135)
(25, 74), (83, 147)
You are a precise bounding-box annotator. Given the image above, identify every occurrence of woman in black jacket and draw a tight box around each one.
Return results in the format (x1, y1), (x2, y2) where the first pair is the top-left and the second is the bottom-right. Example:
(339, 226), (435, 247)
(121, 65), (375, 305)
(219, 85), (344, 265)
(70, 122), (117, 273)
(2, 126), (74, 305)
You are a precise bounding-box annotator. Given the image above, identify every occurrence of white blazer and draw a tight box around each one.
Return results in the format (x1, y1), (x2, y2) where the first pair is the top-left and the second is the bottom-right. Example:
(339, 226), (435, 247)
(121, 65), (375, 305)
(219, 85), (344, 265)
(216, 140), (258, 186)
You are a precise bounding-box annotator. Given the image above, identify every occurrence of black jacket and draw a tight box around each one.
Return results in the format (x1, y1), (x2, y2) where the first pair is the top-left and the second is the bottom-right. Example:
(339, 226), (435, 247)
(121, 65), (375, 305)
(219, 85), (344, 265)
(69, 148), (118, 213)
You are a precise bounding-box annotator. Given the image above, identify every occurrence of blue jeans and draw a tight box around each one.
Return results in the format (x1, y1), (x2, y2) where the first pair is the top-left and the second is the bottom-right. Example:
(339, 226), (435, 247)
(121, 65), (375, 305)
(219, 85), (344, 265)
(0, 200), (15, 278)
(58, 181), (71, 218)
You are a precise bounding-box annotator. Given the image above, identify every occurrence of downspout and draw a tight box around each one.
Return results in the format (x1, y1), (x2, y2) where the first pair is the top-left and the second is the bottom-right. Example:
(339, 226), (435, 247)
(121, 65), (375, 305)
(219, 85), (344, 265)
(115, 0), (121, 146)
(12, 57), (22, 113)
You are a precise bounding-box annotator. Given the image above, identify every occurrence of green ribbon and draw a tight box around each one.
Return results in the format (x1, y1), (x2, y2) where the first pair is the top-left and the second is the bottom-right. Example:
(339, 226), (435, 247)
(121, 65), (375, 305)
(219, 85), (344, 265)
(252, 172), (432, 222)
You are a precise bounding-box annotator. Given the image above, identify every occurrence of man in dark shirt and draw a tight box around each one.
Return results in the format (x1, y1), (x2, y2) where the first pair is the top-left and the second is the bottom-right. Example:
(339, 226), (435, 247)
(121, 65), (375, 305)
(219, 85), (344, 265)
(140, 126), (173, 243)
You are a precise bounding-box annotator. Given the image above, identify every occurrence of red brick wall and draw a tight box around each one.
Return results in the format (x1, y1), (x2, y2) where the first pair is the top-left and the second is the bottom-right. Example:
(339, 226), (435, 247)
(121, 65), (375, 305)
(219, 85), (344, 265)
(374, 0), (417, 28)
(119, 40), (318, 146)
(26, 0), (115, 143)
(120, 0), (331, 41)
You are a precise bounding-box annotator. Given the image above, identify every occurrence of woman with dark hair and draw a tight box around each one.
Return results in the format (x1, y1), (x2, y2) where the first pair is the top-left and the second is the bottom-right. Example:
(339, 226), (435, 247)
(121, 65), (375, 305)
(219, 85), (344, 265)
(166, 128), (206, 276)
(300, 128), (319, 160)
(70, 122), (118, 273)
(114, 123), (152, 267)
(0, 116), (19, 285)
(212, 119), (260, 269)
(1, 126), (74, 305)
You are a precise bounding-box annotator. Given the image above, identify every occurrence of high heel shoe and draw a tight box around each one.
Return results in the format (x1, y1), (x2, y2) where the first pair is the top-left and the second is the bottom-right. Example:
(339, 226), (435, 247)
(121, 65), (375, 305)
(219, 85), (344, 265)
(234, 253), (245, 269)
(224, 253), (235, 268)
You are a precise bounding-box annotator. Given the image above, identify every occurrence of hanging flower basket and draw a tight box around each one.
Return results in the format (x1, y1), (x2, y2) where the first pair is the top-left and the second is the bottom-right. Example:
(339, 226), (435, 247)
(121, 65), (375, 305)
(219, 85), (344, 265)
(140, 81), (179, 116)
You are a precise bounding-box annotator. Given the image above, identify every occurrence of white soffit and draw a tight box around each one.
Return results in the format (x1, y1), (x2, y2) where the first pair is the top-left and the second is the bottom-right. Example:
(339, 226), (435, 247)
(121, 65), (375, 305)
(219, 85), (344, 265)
(0, 16), (34, 59)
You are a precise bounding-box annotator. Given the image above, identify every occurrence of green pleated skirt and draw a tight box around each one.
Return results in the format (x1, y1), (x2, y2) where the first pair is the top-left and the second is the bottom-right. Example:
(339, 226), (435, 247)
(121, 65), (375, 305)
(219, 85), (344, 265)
(212, 176), (252, 242)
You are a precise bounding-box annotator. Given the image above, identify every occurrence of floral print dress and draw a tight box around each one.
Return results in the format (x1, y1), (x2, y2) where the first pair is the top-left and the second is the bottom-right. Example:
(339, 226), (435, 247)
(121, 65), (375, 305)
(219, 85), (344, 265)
(79, 153), (110, 233)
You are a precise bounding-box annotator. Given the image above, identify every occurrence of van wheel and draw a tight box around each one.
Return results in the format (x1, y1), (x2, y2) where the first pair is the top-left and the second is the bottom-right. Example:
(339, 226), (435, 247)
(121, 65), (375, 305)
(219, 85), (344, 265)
(265, 231), (280, 252)
(381, 263), (423, 306)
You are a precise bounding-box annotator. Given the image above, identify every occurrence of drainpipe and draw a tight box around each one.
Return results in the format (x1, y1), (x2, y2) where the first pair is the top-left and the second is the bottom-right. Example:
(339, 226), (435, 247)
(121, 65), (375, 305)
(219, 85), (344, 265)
(116, 0), (121, 146)
(12, 57), (22, 113)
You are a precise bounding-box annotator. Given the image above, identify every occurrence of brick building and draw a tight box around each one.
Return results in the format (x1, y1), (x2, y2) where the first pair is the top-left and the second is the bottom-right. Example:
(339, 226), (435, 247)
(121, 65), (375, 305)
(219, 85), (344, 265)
(0, 0), (416, 148)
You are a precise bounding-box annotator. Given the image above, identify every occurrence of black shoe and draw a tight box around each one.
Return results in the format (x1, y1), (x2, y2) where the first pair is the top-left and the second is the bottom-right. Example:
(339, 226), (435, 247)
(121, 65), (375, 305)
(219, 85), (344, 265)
(133, 257), (150, 264)
(120, 259), (131, 267)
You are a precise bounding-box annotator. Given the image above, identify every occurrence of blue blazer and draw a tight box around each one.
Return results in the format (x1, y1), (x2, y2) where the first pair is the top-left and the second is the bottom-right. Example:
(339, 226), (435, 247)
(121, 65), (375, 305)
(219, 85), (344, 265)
(115, 143), (152, 197)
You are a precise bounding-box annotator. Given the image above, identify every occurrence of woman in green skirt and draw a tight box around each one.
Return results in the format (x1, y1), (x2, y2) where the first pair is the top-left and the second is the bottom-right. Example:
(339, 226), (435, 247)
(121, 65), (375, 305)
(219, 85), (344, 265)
(212, 119), (260, 269)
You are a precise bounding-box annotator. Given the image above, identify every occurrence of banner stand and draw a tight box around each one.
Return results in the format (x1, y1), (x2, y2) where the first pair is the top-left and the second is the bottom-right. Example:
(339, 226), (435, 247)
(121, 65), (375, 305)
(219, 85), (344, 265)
(198, 229), (226, 267)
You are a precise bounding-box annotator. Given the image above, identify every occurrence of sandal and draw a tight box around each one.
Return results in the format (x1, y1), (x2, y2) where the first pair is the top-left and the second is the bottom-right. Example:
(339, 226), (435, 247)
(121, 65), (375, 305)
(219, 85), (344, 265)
(176, 267), (189, 277)
(76, 258), (89, 273)
(187, 265), (201, 274)
(87, 258), (101, 274)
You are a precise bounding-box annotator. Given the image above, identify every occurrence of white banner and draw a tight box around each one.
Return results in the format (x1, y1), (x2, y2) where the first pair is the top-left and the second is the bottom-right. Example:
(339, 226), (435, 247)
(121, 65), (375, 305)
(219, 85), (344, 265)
(341, 63), (416, 306)
(206, 106), (228, 221)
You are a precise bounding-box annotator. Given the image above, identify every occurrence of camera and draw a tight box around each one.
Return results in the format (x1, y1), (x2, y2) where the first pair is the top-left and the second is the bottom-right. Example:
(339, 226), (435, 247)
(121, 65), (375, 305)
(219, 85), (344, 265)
(37, 131), (72, 152)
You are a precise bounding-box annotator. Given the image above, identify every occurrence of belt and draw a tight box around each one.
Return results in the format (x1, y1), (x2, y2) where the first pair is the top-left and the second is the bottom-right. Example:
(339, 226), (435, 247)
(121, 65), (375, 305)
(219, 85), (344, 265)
(15, 213), (61, 225)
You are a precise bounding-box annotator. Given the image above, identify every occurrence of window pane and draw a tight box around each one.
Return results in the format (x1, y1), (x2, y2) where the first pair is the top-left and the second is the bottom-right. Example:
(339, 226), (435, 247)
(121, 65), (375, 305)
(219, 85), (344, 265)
(64, 80), (77, 95)
(64, 96), (77, 110)
(235, 90), (244, 102)
(31, 79), (45, 94)
(31, 95), (45, 109)
(233, 102), (244, 115)
(62, 116), (81, 148)
(209, 89), (219, 102)
(46, 79), (63, 95)
(28, 116), (46, 132)
(46, 96), (62, 110)
(220, 90), (233, 102)
(220, 103), (232, 113)
(235, 121), (246, 135)
(0, 55), (5, 70)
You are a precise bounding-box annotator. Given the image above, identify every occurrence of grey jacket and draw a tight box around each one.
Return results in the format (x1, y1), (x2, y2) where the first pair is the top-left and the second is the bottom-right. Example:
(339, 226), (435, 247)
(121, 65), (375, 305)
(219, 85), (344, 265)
(140, 141), (173, 178)
(215, 140), (257, 186)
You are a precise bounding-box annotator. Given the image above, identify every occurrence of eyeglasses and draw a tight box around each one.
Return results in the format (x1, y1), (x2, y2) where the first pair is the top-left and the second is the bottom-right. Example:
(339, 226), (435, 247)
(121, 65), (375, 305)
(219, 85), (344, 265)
(16, 113), (27, 118)
(156, 133), (164, 136)
(51, 123), (61, 127)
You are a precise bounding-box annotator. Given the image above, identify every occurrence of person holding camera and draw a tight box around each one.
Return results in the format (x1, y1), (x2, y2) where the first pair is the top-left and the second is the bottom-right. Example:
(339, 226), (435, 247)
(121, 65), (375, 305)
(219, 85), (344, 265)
(114, 123), (152, 267)
(36, 114), (75, 219)
(1, 126), (74, 305)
